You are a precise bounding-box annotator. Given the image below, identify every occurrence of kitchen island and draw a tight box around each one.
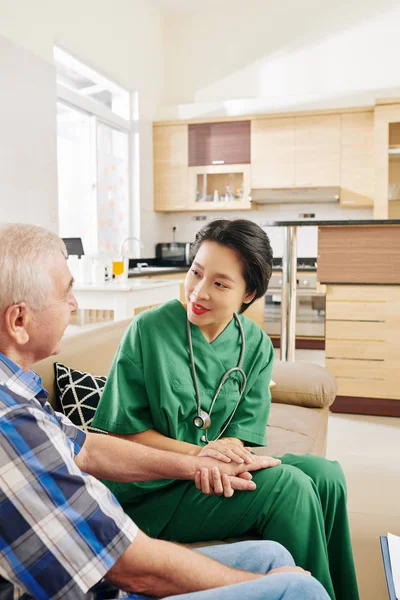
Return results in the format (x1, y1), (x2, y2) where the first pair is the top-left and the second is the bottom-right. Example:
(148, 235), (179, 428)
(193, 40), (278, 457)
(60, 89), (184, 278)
(263, 219), (400, 416)
(72, 278), (181, 322)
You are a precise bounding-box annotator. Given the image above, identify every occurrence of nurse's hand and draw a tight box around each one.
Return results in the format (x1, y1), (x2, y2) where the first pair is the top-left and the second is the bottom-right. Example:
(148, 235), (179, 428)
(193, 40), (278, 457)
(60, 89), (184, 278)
(197, 440), (254, 464)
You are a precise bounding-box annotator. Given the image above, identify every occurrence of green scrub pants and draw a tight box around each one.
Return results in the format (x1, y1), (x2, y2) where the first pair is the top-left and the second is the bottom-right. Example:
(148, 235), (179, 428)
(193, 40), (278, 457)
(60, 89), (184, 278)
(153, 454), (359, 600)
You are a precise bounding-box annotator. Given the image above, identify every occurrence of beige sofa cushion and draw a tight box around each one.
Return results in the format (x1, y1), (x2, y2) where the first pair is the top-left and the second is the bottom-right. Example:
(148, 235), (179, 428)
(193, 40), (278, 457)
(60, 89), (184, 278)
(271, 360), (336, 409)
(35, 319), (132, 406)
(254, 403), (329, 458)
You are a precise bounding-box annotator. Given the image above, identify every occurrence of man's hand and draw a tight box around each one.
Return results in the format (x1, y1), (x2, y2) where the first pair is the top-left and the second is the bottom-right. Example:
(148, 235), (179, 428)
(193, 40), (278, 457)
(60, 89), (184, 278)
(194, 454), (281, 498)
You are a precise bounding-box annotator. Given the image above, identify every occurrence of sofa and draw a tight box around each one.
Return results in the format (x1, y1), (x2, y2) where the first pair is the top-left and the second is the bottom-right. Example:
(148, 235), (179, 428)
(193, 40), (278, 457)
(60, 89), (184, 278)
(34, 318), (337, 458)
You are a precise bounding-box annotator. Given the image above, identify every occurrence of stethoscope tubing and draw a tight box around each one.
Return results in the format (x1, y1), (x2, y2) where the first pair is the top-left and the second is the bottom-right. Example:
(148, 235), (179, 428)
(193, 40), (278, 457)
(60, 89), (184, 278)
(187, 313), (247, 443)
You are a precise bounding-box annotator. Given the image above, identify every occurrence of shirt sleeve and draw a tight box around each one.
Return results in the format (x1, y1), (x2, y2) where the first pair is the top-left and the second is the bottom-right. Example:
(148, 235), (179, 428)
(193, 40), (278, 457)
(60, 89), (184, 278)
(223, 333), (274, 446)
(0, 405), (138, 599)
(92, 319), (154, 435)
(39, 398), (87, 456)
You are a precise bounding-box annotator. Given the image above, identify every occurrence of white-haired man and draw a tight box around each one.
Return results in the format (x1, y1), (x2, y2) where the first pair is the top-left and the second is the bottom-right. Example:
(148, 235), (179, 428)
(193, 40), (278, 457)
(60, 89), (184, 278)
(0, 223), (330, 600)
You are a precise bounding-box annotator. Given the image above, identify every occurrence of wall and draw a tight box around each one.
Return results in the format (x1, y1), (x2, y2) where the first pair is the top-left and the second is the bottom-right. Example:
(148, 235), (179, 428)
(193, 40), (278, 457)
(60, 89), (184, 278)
(0, 35), (58, 230)
(0, 0), (163, 255)
(161, 203), (373, 258)
(159, 0), (400, 119)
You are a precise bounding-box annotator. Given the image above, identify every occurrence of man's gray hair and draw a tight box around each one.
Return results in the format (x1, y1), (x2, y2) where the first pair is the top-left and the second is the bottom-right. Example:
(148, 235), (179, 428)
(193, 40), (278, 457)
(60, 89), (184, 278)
(0, 223), (67, 314)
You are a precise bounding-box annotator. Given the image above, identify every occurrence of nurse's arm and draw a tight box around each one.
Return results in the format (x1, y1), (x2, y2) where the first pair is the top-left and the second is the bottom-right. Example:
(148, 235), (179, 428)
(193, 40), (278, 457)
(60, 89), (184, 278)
(115, 428), (202, 458)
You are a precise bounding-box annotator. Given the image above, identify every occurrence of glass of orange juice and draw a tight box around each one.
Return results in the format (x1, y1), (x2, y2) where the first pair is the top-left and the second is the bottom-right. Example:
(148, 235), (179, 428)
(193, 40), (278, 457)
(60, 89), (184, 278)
(112, 256), (126, 281)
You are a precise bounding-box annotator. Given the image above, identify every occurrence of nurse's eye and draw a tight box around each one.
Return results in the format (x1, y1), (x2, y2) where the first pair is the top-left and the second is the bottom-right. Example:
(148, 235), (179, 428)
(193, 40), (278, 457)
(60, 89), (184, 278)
(191, 269), (201, 278)
(215, 281), (228, 289)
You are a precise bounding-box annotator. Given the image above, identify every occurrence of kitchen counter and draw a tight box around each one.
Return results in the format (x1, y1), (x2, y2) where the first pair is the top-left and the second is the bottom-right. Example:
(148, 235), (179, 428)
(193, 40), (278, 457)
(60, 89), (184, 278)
(263, 219), (400, 226)
(72, 279), (181, 321)
(128, 266), (187, 278)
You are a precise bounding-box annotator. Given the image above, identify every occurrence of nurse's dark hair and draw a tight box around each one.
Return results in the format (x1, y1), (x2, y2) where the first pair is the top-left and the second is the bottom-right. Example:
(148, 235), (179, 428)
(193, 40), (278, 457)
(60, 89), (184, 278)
(189, 219), (273, 313)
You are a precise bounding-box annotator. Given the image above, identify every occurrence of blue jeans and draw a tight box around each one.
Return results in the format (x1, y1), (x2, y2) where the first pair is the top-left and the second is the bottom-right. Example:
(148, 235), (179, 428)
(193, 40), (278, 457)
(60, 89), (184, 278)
(123, 540), (330, 600)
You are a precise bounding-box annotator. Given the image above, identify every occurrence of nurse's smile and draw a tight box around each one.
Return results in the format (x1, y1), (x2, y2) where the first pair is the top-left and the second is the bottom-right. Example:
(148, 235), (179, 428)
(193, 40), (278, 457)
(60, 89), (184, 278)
(191, 302), (209, 316)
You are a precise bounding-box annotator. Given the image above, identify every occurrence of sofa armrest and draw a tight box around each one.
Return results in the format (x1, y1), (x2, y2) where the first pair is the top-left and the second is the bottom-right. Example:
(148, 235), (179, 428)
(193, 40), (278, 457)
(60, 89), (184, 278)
(271, 360), (337, 409)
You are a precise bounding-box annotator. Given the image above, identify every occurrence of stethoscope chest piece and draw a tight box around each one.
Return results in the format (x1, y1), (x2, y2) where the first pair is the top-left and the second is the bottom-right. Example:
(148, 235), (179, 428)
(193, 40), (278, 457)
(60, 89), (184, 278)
(193, 409), (211, 430)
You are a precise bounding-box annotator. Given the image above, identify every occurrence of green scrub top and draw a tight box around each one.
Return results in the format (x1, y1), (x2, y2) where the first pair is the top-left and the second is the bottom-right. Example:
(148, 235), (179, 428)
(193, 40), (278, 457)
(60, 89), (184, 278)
(93, 299), (274, 534)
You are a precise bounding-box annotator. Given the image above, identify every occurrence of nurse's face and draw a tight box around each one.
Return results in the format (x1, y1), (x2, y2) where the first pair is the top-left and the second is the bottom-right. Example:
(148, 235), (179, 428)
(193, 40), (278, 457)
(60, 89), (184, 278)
(185, 241), (255, 335)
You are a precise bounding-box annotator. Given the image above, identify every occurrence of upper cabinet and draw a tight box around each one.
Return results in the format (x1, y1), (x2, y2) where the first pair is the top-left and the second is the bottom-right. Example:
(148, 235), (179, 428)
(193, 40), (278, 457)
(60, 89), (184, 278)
(294, 114), (341, 186)
(188, 121), (250, 166)
(340, 112), (374, 208)
(153, 124), (189, 212)
(251, 114), (340, 188)
(251, 118), (295, 187)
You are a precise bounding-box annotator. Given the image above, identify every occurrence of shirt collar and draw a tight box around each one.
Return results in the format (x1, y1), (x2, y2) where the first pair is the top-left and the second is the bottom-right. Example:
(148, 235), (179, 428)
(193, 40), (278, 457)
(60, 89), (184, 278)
(0, 352), (48, 402)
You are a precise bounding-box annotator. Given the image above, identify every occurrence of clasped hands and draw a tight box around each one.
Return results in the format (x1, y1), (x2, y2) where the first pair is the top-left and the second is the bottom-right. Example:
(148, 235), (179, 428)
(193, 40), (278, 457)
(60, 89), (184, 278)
(194, 438), (280, 498)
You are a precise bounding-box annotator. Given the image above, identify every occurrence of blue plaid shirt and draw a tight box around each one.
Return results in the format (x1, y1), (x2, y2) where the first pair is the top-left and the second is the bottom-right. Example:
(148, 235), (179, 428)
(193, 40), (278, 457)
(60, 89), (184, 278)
(0, 352), (139, 599)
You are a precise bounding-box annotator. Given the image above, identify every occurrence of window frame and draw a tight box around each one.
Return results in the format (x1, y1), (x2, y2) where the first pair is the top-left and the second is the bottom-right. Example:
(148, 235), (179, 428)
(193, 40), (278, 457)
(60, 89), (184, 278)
(54, 45), (140, 255)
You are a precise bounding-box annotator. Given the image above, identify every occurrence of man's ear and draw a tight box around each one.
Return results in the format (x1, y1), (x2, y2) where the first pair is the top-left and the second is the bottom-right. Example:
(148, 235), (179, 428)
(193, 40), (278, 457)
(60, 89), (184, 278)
(4, 303), (30, 346)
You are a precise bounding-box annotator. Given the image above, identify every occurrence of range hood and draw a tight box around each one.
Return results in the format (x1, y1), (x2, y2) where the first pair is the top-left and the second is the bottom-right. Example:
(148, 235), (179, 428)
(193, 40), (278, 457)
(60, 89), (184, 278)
(249, 186), (340, 204)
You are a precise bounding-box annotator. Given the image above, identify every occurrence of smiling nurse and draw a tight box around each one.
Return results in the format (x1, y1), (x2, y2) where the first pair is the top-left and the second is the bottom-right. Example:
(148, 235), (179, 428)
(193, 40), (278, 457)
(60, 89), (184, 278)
(93, 219), (359, 600)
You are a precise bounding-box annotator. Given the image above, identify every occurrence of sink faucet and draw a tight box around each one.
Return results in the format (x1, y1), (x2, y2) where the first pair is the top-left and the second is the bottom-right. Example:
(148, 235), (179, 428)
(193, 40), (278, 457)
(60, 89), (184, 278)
(120, 237), (144, 257)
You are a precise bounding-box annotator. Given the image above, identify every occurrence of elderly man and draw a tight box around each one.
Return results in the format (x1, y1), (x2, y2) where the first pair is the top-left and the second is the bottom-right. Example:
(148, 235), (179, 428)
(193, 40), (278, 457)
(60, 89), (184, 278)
(0, 223), (330, 600)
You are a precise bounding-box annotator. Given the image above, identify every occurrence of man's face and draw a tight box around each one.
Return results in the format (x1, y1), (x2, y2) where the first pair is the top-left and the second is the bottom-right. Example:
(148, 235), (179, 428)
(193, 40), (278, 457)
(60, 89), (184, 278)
(27, 252), (78, 363)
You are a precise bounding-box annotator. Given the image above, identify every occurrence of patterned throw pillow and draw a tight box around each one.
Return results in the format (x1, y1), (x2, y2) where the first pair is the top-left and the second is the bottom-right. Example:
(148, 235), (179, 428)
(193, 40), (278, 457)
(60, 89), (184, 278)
(54, 363), (106, 433)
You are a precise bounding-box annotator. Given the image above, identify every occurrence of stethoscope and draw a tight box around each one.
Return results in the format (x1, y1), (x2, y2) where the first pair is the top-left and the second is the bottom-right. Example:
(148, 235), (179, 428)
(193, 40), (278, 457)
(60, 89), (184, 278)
(187, 313), (247, 444)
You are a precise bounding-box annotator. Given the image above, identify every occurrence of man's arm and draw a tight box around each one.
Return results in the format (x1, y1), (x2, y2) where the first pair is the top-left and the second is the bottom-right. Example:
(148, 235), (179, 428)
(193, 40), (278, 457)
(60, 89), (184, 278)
(107, 530), (261, 596)
(75, 432), (280, 489)
(106, 530), (308, 597)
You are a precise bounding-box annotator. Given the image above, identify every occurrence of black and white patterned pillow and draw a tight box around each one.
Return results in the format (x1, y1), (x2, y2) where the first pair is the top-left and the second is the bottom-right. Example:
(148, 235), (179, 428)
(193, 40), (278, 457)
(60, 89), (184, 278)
(54, 363), (106, 433)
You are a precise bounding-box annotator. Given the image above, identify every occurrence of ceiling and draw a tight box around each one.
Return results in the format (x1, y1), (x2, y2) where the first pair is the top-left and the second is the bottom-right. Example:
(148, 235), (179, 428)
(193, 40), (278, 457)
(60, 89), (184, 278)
(151, 0), (242, 13)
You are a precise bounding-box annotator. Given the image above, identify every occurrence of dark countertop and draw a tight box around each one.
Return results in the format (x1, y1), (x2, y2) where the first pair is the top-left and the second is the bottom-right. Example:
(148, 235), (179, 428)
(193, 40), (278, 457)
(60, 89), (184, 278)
(128, 267), (187, 278)
(128, 266), (317, 277)
(262, 219), (400, 226)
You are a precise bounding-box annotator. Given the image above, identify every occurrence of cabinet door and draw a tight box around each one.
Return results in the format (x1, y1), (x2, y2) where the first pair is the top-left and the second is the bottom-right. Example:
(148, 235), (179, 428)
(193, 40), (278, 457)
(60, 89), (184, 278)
(295, 115), (341, 186)
(340, 112), (374, 208)
(188, 121), (250, 166)
(153, 125), (188, 212)
(251, 118), (295, 187)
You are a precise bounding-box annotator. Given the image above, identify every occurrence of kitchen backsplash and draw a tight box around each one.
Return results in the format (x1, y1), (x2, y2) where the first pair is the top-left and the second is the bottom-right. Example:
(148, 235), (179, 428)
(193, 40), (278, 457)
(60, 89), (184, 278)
(160, 203), (373, 257)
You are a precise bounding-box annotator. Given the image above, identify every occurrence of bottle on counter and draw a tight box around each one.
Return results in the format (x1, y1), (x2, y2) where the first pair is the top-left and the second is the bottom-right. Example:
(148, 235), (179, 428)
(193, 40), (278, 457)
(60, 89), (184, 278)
(213, 189), (219, 203)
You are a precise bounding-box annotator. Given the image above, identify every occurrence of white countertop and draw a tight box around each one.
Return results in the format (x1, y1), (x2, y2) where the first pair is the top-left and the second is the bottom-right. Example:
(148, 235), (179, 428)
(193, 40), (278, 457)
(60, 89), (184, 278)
(73, 278), (183, 292)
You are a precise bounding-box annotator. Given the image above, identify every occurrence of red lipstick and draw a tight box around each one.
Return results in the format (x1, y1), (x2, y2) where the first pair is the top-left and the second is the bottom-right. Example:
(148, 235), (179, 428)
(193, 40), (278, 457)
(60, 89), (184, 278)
(191, 302), (210, 316)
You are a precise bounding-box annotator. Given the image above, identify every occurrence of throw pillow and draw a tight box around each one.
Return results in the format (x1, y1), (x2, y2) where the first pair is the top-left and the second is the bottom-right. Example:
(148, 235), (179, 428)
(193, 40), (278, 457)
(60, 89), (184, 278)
(54, 362), (106, 433)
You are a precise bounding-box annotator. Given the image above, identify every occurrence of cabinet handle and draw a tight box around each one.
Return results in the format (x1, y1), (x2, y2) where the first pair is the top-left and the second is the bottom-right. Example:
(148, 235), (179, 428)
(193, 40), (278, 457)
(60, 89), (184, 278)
(212, 160), (225, 165)
(173, 205), (186, 209)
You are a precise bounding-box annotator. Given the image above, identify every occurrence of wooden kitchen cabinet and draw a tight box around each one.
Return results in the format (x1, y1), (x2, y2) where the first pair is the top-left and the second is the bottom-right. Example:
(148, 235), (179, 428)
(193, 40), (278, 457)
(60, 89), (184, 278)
(251, 118), (295, 188)
(153, 124), (189, 212)
(250, 114), (340, 188)
(294, 114), (341, 186)
(340, 111), (374, 208)
(325, 285), (400, 401)
(188, 121), (250, 166)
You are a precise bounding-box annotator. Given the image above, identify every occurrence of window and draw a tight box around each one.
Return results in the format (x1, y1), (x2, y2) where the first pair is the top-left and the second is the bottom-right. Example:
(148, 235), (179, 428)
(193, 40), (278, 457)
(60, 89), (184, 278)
(55, 46), (136, 256)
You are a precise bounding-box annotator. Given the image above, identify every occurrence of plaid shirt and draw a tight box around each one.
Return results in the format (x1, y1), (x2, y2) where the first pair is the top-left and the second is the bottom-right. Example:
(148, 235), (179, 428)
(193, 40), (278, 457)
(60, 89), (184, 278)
(0, 352), (139, 600)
